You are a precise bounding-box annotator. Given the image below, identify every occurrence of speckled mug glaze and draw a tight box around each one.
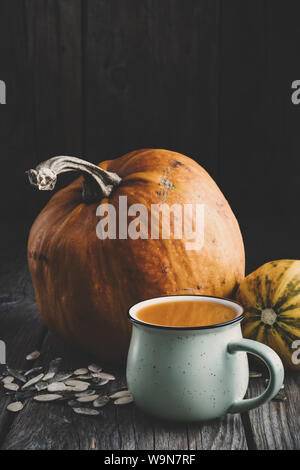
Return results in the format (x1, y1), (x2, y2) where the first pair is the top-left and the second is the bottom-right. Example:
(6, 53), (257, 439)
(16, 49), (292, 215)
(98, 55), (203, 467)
(126, 295), (284, 422)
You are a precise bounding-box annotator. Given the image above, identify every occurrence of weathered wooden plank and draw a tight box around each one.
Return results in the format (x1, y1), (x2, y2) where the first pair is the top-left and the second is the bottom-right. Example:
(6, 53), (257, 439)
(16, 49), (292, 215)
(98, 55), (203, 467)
(0, 223), (34, 303)
(0, 300), (46, 448)
(0, 226), (47, 447)
(262, 0), (300, 218)
(0, 2), (36, 222)
(187, 414), (247, 450)
(246, 372), (300, 450)
(113, 400), (248, 450)
(219, 0), (300, 220)
(25, 0), (83, 221)
(84, 0), (220, 178)
(0, 0), (82, 223)
(219, 0), (300, 273)
(24, 0), (82, 159)
(218, 0), (266, 221)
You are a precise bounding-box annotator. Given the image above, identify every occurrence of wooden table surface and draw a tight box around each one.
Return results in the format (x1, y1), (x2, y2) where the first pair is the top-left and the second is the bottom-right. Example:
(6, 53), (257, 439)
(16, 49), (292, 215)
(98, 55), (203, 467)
(0, 224), (299, 451)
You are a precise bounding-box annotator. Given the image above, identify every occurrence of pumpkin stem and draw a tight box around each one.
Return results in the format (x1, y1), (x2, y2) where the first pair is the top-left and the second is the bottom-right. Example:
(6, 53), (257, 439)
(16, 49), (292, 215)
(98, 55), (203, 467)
(26, 156), (122, 202)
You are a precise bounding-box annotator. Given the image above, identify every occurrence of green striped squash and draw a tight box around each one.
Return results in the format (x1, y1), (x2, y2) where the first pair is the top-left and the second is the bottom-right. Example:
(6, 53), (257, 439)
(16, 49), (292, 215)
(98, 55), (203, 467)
(236, 259), (300, 370)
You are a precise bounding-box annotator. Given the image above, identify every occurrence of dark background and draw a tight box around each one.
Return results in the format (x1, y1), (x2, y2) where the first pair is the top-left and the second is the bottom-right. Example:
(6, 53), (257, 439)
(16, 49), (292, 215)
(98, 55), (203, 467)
(0, 0), (299, 273)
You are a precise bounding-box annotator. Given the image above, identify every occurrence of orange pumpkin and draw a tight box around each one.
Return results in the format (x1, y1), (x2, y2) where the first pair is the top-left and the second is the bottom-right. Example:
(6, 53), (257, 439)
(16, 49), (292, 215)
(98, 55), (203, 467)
(27, 149), (245, 363)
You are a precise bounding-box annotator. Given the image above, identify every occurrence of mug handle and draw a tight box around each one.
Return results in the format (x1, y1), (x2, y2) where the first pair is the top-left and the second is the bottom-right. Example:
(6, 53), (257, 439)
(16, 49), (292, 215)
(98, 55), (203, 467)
(227, 338), (284, 414)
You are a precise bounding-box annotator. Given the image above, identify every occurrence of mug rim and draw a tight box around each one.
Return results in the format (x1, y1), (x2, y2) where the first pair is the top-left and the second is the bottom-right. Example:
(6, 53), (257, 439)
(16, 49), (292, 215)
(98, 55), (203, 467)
(128, 294), (245, 331)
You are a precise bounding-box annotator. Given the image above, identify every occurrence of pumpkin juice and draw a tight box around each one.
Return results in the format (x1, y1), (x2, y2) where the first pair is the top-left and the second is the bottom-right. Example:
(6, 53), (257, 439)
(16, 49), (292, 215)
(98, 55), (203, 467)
(137, 300), (237, 327)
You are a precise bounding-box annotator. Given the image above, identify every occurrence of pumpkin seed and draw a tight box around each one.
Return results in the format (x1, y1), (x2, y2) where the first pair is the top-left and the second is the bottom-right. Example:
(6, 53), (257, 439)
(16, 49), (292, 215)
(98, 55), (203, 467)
(114, 396), (133, 405)
(1, 358), (118, 417)
(7, 401), (24, 412)
(66, 379), (89, 389)
(90, 437), (97, 449)
(96, 372), (115, 381)
(4, 383), (19, 391)
(43, 372), (55, 381)
(34, 394), (62, 402)
(35, 381), (49, 392)
(91, 373), (102, 378)
(73, 407), (100, 416)
(249, 371), (263, 378)
(6, 367), (27, 383)
(91, 377), (109, 387)
(24, 366), (43, 377)
(73, 368), (89, 376)
(88, 364), (102, 373)
(2, 376), (14, 384)
(52, 372), (73, 382)
(66, 379), (86, 386)
(22, 374), (44, 390)
(93, 396), (110, 408)
(109, 390), (131, 399)
(47, 382), (67, 392)
(26, 351), (40, 361)
(70, 384), (89, 392)
(54, 394), (73, 402)
(75, 374), (93, 381)
(77, 394), (99, 403)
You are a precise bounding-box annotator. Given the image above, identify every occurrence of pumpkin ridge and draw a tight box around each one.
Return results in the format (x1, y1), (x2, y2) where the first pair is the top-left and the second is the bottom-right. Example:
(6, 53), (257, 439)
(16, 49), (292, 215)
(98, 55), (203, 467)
(274, 277), (300, 311)
(278, 302), (300, 314)
(277, 317), (300, 324)
(273, 322), (299, 346)
(242, 321), (263, 341)
(264, 275), (272, 307)
(276, 319), (300, 336)
(262, 324), (270, 345)
(253, 276), (265, 308)
(238, 285), (260, 309)
(243, 311), (261, 319)
(272, 261), (300, 306)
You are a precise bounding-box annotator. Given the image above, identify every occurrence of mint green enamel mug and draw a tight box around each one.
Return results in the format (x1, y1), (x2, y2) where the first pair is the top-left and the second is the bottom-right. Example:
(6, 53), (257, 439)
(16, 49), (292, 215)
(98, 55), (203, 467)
(126, 295), (284, 422)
